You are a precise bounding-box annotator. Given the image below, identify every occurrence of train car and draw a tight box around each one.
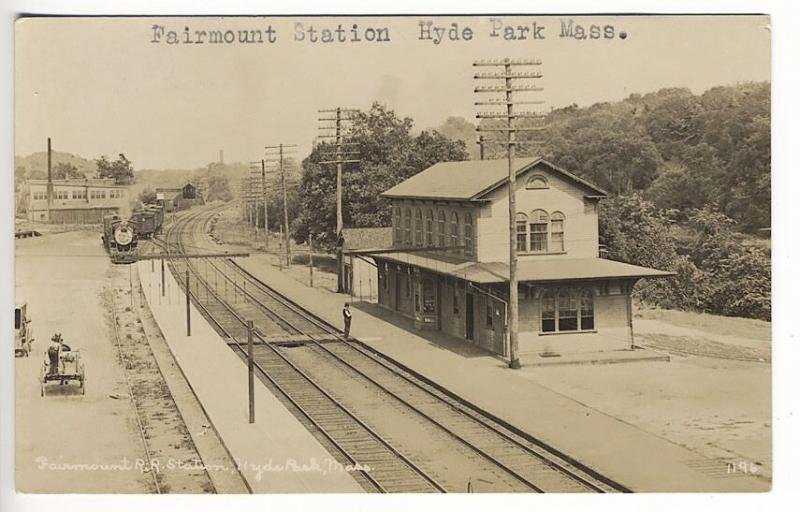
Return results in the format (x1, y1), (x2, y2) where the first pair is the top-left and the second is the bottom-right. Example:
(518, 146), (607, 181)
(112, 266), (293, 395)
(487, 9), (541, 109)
(145, 203), (165, 234)
(130, 202), (165, 240)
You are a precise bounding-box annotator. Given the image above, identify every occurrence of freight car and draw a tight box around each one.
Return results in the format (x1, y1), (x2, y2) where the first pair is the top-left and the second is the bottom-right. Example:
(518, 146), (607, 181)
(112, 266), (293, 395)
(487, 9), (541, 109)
(130, 202), (165, 240)
(101, 214), (138, 264)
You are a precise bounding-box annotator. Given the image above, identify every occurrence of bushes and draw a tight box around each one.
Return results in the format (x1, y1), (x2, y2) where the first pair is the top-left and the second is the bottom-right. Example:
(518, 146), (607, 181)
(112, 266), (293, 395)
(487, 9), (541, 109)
(600, 195), (771, 320)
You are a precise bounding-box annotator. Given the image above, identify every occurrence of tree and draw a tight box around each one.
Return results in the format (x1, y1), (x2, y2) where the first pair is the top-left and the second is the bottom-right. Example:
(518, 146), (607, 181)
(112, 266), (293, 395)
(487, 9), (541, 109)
(53, 162), (83, 180)
(205, 174), (233, 202)
(138, 187), (158, 204)
(296, 102), (468, 249)
(599, 194), (705, 310)
(96, 153), (134, 185)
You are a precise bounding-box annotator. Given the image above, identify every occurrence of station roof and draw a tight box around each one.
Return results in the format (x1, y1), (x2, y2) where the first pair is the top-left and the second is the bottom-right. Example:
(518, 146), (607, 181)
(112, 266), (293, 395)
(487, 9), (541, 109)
(381, 157), (608, 202)
(341, 227), (393, 252)
(373, 252), (673, 284)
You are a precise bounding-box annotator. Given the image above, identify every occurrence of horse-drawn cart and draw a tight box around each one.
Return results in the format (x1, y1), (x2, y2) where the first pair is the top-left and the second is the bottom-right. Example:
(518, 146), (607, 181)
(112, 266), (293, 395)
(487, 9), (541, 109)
(40, 344), (86, 396)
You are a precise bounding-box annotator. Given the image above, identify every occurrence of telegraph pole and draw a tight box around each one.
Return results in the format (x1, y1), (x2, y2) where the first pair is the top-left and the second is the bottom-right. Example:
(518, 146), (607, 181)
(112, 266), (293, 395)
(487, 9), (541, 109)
(474, 58), (545, 370)
(318, 107), (360, 292)
(265, 144), (297, 267)
(46, 137), (53, 223)
(248, 160), (270, 250)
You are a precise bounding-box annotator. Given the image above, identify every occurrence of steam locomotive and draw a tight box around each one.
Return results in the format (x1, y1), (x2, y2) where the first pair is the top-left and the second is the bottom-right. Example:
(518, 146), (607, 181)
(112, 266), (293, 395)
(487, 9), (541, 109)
(102, 215), (139, 264)
(102, 202), (166, 264)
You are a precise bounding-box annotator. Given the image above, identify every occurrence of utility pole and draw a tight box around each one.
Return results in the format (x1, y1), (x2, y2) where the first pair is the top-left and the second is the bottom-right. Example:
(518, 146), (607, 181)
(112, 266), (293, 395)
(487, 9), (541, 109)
(46, 137), (53, 223)
(248, 160), (269, 248)
(318, 107), (360, 293)
(265, 144), (297, 267)
(474, 58), (545, 370)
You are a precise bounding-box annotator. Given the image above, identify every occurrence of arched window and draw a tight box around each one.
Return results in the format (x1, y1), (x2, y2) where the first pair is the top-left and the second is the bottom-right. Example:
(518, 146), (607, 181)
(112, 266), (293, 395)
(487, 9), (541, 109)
(394, 207), (402, 245)
(526, 175), (549, 189)
(530, 209), (549, 252)
(437, 211), (446, 247)
(580, 288), (594, 330)
(425, 210), (434, 246)
(464, 213), (474, 256)
(450, 212), (460, 249)
(414, 208), (423, 246)
(516, 212), (529, 252)
(541, 289), (556, 332)
(404, 208), (412, 245)
(551, 211), (565, 252)
(558, 288), (579, 331)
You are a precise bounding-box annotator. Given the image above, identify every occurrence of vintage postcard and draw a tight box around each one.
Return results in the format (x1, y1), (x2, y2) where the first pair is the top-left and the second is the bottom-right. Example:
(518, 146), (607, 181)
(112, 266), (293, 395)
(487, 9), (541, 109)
(12, 14), (771, 495)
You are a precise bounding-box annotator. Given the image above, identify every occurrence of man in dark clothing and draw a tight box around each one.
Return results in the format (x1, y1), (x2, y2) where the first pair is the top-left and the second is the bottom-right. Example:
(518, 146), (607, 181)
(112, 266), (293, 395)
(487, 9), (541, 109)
(47, 333), (62, 375)
(342, 303), (352, 339)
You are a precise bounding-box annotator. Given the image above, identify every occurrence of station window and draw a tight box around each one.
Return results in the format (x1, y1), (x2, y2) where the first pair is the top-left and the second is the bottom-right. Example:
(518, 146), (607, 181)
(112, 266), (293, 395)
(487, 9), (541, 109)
(404, 208), (412, 245)
(526, 175), (549, 190)
(425, 210), (434, 246)
(541, 287), (595, 333)
(422, 279), (436, 314)
(530, 209), (549, 252)
(551, 211), (565, 252)
(516, 212), (528, 252)
(437, 211), (446, 247)
(394, 207), (402, 245)
(464, 213), (474, 256)
(450, 212), (460, 250)
(558, 289), (579, 331)
(414, 208), (423, 246)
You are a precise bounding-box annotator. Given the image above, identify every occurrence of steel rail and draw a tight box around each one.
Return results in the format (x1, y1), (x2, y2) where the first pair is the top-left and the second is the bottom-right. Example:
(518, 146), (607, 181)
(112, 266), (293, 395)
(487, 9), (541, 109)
(164, 209), (445, 493)
(224, 258), (627, 493)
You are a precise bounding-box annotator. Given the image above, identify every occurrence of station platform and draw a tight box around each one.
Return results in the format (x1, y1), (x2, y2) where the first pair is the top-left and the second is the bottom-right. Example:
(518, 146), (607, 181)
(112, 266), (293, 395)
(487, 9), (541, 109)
(137, 260), (363, 493)
(235, 253), (768, 492)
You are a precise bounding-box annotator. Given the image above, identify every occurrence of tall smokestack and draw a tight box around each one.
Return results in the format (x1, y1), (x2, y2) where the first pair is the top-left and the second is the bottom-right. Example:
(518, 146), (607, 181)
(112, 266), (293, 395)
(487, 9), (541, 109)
(219, 149), (224, 164)
(47, 137), (53, 222)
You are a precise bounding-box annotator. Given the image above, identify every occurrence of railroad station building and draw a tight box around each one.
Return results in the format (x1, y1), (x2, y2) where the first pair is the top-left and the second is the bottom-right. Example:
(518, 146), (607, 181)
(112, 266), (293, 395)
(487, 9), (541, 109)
(370, 158), (672, 357)
(156, 183), (205, 212)
(23, 178), (129, 223)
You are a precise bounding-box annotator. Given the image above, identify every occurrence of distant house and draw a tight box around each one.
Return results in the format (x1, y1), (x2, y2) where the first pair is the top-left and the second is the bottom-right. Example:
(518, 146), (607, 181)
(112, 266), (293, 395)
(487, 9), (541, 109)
(374, 157), (673, 357)
(155, 183), (204, 212)
(341, 227), (393, 301)
(24, 178), (128, 224)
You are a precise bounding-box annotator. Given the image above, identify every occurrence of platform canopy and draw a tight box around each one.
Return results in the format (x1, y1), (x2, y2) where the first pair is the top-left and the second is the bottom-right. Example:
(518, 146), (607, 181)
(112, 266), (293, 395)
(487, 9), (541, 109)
(373, 251), (674, 285)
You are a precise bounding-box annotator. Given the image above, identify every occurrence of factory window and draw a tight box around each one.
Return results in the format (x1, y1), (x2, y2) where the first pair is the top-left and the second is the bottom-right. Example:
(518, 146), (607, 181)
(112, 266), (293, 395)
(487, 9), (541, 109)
(437, 210), (446, 247)
(541, 290), (556, 332)
(72, 190), (87, 200)
(516, 212), (528, 252)
(394, 207), (402, 245)
(425, 210), (434, 246)
(55, 191), (69, 200)
(464, 213), (474, 256)
(580, 288), (594, 330)
(414, 208), (423, 246)
(529, 209), (549, 252)
(551, 211), (565, 252)
(404, 208), (412, 245)
(526, 175), (549, 190)
(450, 212), (460, 250)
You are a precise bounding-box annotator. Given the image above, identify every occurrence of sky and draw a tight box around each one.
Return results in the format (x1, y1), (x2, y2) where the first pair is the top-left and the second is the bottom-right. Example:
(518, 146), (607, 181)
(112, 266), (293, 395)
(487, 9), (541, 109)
(15, 15), (771, 170)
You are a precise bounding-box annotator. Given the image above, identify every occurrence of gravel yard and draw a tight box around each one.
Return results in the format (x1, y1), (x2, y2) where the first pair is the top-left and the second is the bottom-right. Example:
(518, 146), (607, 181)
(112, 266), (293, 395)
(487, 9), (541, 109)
(518, 308), (772, 483)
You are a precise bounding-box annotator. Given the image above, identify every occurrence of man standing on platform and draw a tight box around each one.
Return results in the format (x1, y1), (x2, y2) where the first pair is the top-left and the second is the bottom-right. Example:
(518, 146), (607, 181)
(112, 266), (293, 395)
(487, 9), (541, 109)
(342, 302), (352, 339)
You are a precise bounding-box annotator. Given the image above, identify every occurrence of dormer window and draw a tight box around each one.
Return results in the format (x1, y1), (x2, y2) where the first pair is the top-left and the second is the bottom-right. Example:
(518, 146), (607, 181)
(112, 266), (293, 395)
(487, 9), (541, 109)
(526, 175), (549, 190)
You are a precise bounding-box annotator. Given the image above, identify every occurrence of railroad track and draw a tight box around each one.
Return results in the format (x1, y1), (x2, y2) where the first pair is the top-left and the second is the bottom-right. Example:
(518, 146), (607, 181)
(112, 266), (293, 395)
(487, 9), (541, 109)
(107, 269), (215, 494)
(162, 206), (630, 493)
